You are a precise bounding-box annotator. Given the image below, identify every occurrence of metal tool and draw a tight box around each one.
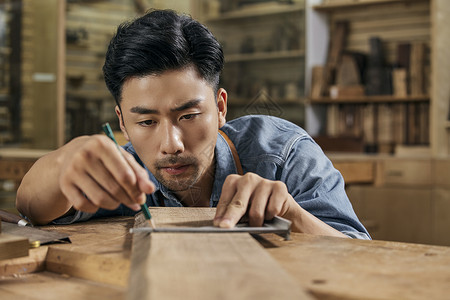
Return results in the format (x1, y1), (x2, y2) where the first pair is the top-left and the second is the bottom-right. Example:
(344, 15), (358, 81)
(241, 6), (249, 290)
(130, 216), (291, 240)
(0, 209), (32, 226)
(1, 222), (71, 245)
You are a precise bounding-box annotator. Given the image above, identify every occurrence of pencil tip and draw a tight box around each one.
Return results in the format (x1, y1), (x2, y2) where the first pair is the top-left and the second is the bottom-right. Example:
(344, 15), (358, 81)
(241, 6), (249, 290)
(149, 219), (156, 229)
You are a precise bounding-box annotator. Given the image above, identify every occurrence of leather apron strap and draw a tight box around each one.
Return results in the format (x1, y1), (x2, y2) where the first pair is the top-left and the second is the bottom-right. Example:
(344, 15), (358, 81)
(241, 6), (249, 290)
(218, 130), (243, 176)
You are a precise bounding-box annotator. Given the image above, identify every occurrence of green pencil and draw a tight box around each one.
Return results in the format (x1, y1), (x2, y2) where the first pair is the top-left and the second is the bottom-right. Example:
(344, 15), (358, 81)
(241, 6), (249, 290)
(102, 123), (155, 228)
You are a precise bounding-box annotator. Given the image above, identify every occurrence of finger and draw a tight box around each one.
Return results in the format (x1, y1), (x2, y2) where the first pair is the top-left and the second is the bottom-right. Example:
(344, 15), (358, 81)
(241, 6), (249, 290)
(218, 176), (256, 228)
(84, 157), (141, 211)
(121, 149), (156, 199)
(92, 136), (143, 203)
(73, 171), (121, 211)
(59, 162), (99, 213)
(248, 183), (271, 227)
(214, 175), (238, 226)
(62, 183), (98, 213)
(265, 181), (290, 220)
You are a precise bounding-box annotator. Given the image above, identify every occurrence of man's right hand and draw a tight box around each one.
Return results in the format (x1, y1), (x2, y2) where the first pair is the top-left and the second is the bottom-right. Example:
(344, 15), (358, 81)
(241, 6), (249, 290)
(58, 135), (155, 213)
(16, 135), (155, 225)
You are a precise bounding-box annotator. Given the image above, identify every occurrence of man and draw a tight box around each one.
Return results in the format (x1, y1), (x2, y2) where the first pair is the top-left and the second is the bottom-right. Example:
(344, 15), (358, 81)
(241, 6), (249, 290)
(16, 9), (369, 239)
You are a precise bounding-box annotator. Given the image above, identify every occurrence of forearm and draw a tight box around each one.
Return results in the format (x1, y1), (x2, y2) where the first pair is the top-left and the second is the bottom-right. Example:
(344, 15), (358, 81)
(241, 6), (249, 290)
(16, 137), (89, 225)
(284, 203), (349, 238)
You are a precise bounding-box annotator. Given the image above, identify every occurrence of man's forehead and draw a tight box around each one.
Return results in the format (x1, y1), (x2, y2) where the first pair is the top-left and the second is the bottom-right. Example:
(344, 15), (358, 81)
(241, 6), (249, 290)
(120, 71), (215, 110)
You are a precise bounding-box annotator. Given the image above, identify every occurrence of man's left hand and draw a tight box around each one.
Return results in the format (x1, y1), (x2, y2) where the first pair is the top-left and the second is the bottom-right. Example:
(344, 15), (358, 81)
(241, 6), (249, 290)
(213, 173), (298, 228)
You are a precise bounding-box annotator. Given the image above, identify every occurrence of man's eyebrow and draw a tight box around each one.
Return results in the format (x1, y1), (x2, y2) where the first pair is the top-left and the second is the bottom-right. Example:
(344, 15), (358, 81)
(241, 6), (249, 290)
(171, 99), (203, 112)
(129, 99), (203, 115)
(130, 106), (159, 114)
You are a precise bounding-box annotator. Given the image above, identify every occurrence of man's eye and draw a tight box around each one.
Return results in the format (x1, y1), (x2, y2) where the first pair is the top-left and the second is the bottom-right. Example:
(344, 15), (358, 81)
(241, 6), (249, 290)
(138, 120), (155, 126)
(180, 114), (198, 120)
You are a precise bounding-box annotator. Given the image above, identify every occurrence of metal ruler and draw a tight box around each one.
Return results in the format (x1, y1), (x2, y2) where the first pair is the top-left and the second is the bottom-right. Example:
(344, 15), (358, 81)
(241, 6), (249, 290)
(130, 216), (292, 240)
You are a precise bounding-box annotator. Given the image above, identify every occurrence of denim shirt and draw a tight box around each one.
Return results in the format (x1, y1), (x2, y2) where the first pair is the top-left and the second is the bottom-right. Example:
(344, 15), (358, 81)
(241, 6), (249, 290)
(54, 115), (370, 239)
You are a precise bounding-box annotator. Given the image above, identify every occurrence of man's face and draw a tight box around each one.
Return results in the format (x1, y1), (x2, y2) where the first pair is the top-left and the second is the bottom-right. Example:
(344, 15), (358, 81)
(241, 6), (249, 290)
(117, 67), (227, 192)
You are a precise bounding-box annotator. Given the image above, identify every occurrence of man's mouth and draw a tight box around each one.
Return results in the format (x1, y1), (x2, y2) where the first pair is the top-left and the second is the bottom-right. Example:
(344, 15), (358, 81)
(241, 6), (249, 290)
(160, 164), (190, 176)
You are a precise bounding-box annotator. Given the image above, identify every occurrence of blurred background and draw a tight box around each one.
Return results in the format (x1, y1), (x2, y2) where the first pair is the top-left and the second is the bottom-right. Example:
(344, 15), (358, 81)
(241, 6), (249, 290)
(0, 0), (449, 246)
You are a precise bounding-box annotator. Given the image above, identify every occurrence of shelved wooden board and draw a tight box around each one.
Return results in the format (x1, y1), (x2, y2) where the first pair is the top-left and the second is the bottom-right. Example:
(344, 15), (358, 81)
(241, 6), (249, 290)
(313, 0), (428, 11)
(310, 95), (429, 104)
(226, 49), (304, 63)
(205, 3), (304, 22)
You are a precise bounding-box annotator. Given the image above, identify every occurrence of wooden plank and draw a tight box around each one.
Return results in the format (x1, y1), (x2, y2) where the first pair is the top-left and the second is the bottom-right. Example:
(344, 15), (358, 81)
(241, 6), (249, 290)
(128, 208), (312, 300)
(0, 233), (29, 260)
(43, 216), (134, 258)
(45, 248), (129, 287)
(0, 247), (47, 276)
(38, 216), (132, 285)
(263, 232), (450, 300)
(2, 211), (450, 299)
(0, 271), (125, 300)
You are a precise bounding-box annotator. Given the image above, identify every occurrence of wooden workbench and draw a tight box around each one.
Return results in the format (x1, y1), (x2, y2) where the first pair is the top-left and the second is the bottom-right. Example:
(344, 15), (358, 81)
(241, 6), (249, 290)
(1, 208), (449, 299)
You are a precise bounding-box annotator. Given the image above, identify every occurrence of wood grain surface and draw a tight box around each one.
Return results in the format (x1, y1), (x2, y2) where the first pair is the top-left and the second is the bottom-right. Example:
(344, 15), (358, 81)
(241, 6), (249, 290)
(1, 208), (449, 300)
(0, 271), (124, 300)
(128, 208), (312, 300)
(262, 233), (450, 300)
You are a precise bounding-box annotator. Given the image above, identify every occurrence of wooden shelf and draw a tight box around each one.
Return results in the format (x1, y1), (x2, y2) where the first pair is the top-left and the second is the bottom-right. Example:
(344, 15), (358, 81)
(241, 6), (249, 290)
(310, 95), (430, 104)
(226, 50), (304, 63)
(66, 90), (111, 100)
(313, 0), (427, 12)
(206, 3), (303, 22)
(228, 98), (306, 106)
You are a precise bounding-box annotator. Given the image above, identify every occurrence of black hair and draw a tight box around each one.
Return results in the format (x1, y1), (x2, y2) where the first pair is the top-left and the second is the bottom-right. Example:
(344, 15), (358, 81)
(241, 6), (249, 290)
(103, 9), (224, 105)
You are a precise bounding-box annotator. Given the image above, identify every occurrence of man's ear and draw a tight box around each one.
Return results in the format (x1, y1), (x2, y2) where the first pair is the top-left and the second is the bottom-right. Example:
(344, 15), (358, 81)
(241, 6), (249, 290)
(115, 105), (130, 141)
(217, 88), (227, 128)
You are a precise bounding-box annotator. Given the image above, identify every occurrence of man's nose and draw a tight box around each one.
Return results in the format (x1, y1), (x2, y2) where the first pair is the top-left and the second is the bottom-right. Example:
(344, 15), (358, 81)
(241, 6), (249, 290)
(159, 122), (184, 155)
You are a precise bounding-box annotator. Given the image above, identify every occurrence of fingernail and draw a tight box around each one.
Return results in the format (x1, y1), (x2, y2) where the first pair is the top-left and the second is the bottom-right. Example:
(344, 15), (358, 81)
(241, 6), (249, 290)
(219, 218), (232, 228)
(213, 217), (221, 226)
(131, 203), (141, 211)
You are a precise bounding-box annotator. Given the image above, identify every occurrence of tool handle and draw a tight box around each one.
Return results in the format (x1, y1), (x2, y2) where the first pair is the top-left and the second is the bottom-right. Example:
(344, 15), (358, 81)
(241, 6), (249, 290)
(0, 209), (30, 226)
